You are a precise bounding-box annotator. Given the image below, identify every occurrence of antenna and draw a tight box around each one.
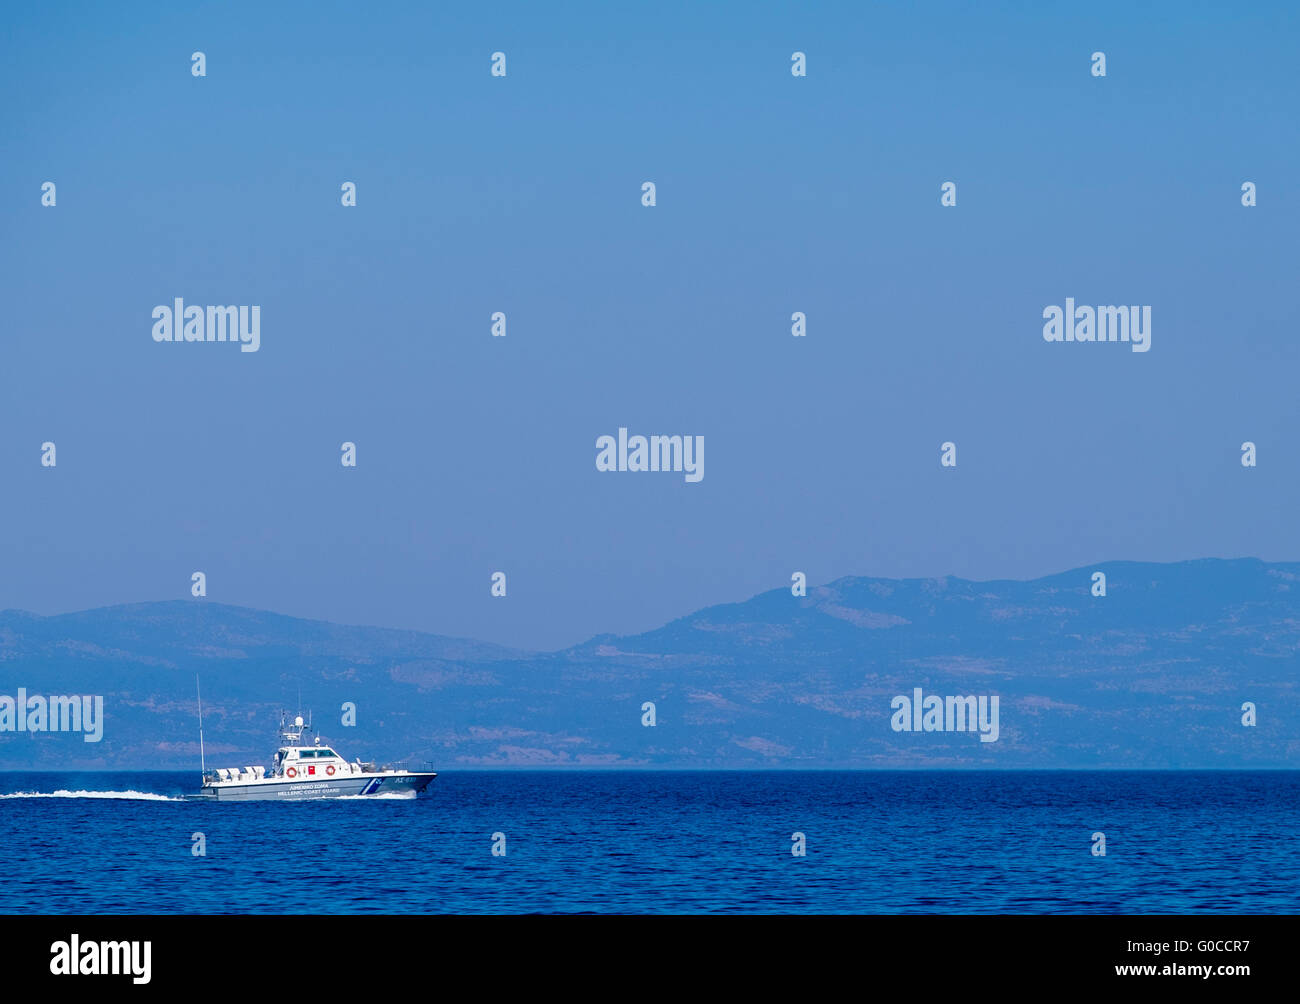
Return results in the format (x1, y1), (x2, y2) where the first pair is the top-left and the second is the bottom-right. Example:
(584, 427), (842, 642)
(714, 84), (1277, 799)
(196, 676), (206, 779)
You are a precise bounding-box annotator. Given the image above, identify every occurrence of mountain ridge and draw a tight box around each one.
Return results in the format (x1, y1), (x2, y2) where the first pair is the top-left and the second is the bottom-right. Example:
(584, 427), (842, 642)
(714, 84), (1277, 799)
(1, 557), (1296, 770)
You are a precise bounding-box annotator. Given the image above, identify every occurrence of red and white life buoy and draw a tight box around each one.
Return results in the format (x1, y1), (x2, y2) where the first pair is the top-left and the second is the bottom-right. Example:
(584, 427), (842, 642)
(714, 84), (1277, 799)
(287, 767), (297, 778)
(326, 765), (335, 776)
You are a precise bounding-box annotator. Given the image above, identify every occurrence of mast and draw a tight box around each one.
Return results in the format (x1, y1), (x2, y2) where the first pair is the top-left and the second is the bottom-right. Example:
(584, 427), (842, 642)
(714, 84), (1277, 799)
(196, 675), (206, 779)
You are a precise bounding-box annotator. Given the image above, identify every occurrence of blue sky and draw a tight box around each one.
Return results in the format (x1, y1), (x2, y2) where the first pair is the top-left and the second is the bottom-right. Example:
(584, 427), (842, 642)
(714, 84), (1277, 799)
(2, 1), (1298, 649)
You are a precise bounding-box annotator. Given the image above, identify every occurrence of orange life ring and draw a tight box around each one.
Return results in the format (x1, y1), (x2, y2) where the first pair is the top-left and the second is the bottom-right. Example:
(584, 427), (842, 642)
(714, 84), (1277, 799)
(326, 765), (335, 776)
(287, 767), (297, 778)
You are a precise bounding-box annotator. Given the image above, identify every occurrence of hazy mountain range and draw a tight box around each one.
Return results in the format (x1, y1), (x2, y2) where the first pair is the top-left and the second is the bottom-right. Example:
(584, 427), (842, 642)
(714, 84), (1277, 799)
(2, 558), (1296, 770)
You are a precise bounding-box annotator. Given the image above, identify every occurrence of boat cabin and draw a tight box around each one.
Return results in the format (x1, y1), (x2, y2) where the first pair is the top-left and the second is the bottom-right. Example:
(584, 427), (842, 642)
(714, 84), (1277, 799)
(274, 745), (354, 779)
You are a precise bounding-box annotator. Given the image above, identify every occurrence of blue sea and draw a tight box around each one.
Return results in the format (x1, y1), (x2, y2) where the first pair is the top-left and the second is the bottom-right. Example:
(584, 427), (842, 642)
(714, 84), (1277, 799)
(0, 771), (1295, 914)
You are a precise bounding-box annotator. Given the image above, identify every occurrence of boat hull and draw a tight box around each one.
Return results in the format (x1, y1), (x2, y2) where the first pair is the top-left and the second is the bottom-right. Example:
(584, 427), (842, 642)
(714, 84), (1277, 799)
(190, 771), (436, 802)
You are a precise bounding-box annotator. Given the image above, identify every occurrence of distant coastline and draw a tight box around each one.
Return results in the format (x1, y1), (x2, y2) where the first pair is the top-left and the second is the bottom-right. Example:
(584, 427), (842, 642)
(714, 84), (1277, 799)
(1, 557), (1295, 771)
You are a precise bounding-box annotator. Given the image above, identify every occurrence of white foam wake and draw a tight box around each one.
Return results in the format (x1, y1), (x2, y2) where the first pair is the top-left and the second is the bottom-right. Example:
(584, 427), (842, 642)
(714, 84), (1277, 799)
(0, 789), (183, 802)
(335, 791), (418, 800)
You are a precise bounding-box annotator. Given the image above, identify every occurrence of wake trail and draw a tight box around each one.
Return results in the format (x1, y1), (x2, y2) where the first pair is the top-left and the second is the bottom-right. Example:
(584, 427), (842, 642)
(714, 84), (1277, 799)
(0, 789), (184, 802)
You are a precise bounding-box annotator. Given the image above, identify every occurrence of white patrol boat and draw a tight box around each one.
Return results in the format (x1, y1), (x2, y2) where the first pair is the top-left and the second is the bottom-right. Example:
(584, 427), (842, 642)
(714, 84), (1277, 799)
(190, 704), (437, 802)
